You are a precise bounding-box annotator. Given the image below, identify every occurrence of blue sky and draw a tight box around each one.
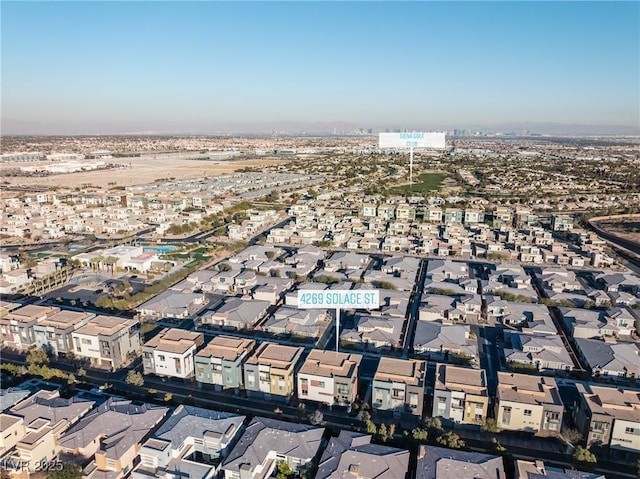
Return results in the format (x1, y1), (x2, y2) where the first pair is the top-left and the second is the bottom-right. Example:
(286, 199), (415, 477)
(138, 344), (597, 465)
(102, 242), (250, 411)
(2, 1), (639, 134)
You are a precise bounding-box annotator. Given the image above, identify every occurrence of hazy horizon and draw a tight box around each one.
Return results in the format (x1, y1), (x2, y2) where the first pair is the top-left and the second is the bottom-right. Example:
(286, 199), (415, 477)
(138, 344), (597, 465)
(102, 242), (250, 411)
(2, 1), (639, 136)
(2, 120), (640, 137)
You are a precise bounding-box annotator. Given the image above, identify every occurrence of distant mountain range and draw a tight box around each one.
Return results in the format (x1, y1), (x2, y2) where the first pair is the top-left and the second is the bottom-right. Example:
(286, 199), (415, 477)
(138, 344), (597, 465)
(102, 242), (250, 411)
(2, 118), (638, 136)
(469, 122), (640, 136)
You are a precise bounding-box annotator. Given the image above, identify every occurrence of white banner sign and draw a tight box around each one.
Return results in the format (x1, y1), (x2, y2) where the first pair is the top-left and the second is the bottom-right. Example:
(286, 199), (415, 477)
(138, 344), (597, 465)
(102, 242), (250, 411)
(379, 132), (446, 149)
(297, 290), (379, 309)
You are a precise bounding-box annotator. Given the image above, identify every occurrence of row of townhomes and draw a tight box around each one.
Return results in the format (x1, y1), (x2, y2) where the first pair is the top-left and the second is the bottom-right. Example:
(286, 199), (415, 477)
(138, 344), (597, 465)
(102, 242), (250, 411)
(3, 298), (638, 461)
(0, 303), (140, 369)
(0, 383), (612, 479)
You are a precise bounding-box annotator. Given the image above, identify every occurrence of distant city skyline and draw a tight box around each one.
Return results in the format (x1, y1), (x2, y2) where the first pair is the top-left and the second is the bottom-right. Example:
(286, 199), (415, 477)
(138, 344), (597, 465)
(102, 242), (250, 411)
(2, 1), (639, 135)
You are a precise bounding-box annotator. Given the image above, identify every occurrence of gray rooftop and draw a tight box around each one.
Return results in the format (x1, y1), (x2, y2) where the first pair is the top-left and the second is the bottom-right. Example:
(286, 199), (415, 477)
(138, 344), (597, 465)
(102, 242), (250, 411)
(575, 338), (640, 375)
(416, 445), (505, 479)
(58, 398), (168, 460)
(0, 388), (31, 412)
(316, 431), (409, 479)
(222, 417), (323, 472)
(210, 297), (270, 326)
(517, 460), (604, 479)
(138, 289), (203, 316)
(10, 390), (95, 428)
(413, 322), (477, 358)
(150, 405), (244, 451)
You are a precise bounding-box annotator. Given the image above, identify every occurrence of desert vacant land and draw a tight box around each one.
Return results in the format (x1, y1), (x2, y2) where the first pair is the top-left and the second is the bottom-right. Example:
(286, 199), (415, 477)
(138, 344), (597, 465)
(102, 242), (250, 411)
(595, 219), (640, 244)
(0, 157), (286, 189)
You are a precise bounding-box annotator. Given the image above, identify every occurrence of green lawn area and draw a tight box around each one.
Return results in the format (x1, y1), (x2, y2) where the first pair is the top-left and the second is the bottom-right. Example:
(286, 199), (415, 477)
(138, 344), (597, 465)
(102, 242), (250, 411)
(387, 172), (447, 195)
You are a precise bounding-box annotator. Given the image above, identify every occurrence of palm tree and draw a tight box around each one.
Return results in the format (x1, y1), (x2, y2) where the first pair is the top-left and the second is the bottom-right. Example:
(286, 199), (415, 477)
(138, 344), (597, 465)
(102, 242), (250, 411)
(103, 256), (118, 276)
(94, 256), (106, 272)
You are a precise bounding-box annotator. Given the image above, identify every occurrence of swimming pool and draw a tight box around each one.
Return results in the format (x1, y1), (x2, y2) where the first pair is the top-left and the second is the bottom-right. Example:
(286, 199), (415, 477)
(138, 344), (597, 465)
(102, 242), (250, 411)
(143, 245), (178, 253)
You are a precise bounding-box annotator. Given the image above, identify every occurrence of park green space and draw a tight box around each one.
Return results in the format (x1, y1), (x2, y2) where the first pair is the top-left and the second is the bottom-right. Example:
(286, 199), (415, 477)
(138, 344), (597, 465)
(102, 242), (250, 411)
(387, 172), (447, 195)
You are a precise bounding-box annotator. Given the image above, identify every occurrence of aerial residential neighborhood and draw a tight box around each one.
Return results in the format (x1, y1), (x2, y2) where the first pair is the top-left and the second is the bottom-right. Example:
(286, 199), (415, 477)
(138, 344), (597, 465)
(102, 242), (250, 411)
(1, 132), (640, 479)
(2, 1), (640, 479)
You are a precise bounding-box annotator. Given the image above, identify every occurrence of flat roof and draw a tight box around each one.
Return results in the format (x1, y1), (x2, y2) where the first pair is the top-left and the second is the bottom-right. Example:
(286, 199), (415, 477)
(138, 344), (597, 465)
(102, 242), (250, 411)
(144, 328), (203, 354)
(0, 413), (22, 429)
(245, 342), (303, 368)
(196, 335), (256, 362)
(375, 357), (425, 386)
(3, 305), (59, 323)
(497, 372), (562, 406)
(39, 310), (93, 329)
(577, 384), (640, 423)
(434, 363), (487, 396)
(74, 315), (138, 337)
(299, 350), (362, 379)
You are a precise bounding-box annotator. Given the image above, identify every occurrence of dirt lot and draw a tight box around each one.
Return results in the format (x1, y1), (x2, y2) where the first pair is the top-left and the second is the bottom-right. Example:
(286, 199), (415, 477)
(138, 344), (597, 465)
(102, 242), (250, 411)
(0, 157), (285, 189)
(595, 220), (640, 243)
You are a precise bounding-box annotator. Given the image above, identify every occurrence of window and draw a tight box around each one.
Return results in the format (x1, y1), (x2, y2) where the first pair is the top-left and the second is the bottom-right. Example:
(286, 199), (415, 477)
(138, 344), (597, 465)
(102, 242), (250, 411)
(158, 355), (165, 361)
(592, 421), (607, 432)
(502, 407), (511, 425)
(625, 427), (635, 435)
(546, 411), (560, 422)
(524, 409), (532, 416)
